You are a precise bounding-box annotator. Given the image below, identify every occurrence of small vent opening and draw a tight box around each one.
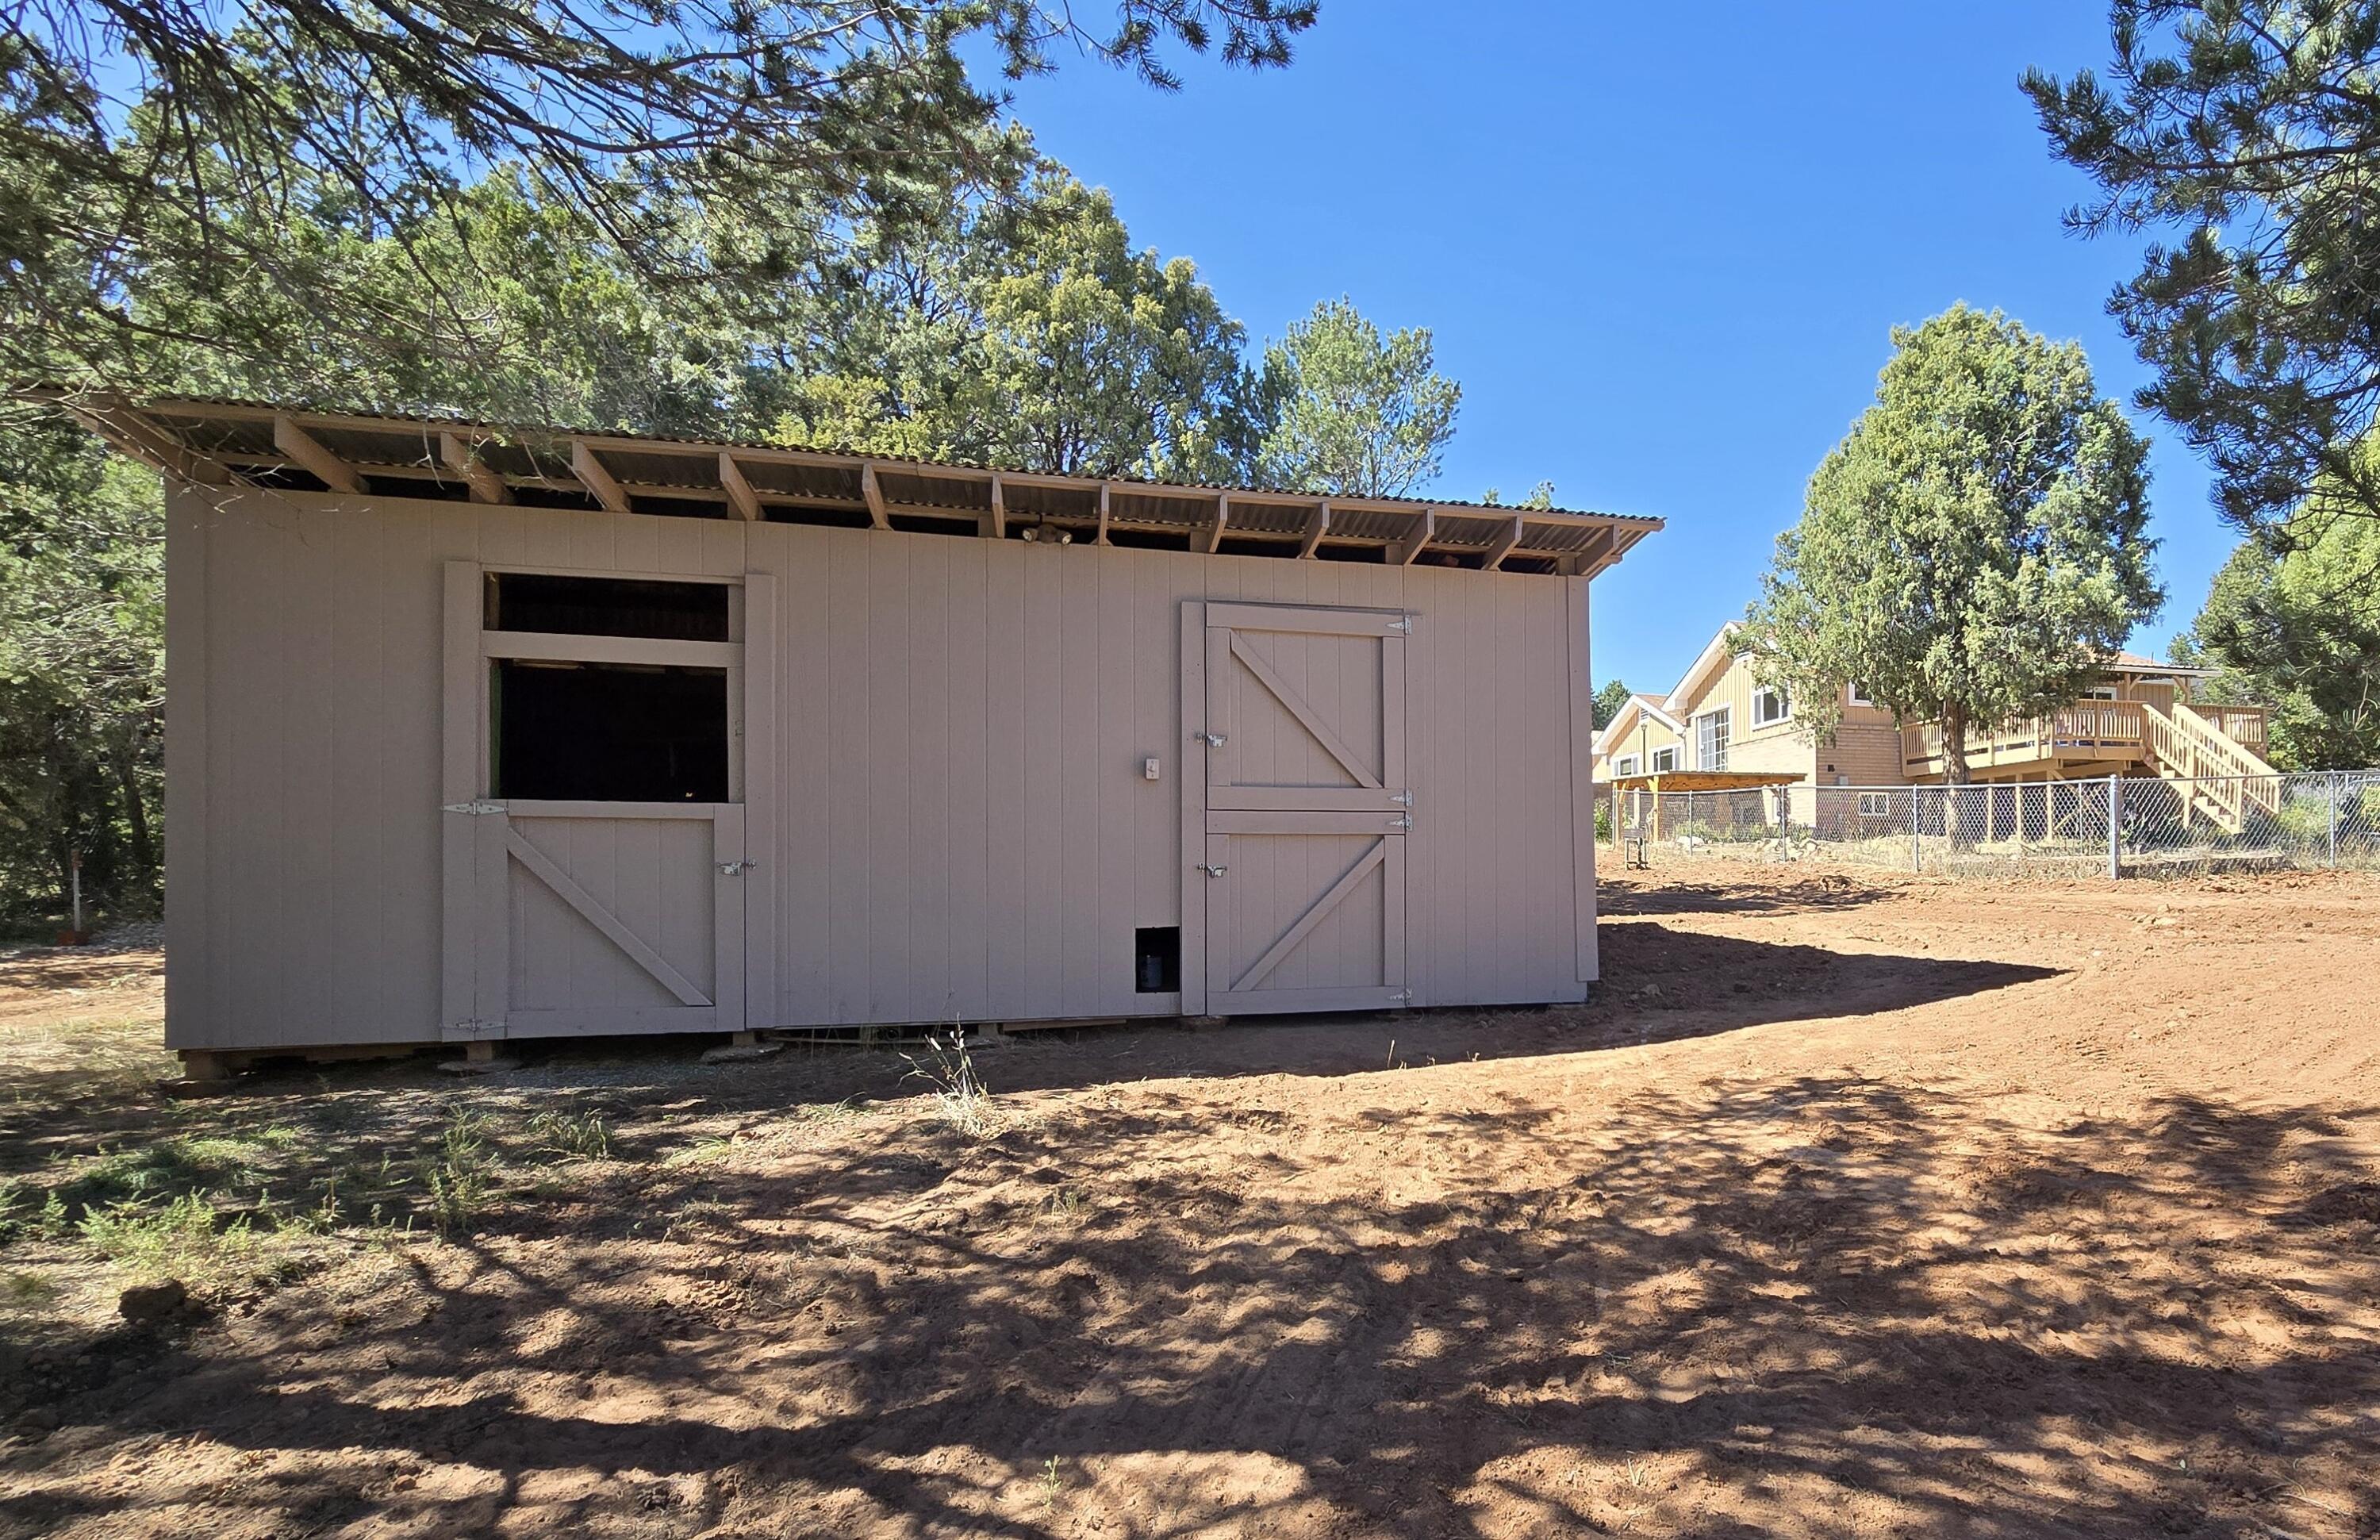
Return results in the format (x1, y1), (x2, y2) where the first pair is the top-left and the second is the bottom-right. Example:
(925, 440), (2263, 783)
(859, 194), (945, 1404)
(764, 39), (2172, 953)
(1134, 927), (1181, 993)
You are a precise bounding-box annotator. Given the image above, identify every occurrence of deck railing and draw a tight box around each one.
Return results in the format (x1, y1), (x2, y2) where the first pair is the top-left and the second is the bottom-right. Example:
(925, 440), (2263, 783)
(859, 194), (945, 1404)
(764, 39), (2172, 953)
(1901, 705), (2147, 776)
(2178, 701), (2268, 751)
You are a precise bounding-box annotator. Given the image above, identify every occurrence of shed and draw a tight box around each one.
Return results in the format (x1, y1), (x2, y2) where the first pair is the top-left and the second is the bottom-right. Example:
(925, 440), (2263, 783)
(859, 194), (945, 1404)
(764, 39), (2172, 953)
(67, 395), (1661, 1066)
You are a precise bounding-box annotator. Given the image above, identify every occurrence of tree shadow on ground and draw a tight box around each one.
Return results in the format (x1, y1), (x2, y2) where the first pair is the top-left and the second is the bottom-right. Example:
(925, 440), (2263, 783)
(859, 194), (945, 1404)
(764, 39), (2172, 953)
(4, 1070), (2374, 1539)
(170, 928), (2063, 1119)
(1597, 870), (1898, 917)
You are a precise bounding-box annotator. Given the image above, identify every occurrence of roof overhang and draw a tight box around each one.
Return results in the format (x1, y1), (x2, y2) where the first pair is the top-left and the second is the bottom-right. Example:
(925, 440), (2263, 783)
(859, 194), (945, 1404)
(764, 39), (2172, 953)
(1664, 620), (1744, 712)
(41, 390), (1665, 580)
(1606, 770), (1805, 792)
(1592, 694), (1684, 756)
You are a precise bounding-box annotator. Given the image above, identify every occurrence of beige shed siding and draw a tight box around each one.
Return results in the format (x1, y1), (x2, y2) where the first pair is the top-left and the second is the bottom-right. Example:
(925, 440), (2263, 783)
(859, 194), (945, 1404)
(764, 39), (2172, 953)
(167, 486), (1595, 1050)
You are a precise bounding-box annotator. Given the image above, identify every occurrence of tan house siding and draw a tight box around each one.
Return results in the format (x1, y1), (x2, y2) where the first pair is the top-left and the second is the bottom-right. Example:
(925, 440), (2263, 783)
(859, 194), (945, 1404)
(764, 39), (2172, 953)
(1818, 718), (1910, 787)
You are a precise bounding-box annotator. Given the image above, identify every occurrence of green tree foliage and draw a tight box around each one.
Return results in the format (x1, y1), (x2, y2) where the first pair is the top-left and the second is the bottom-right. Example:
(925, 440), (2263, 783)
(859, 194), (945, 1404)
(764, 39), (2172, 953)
(1480, 481), (1556, 509)
(1740, 305), (2163, 784)
(2, 0), (1313, 395)
(2029, 2), (2380, 540)
(1258, 299), (1461, 497)
(1592, 678), (1634, 731)
(774, 172), (1271, 478)
(2177, 490), (2380, 770)
(0, 412), (163, 923)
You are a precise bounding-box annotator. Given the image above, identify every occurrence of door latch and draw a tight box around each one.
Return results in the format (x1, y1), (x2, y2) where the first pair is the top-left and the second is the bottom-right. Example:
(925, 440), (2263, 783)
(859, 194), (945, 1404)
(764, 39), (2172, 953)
(1196, 730), (1227, 748)
(716, 859), (760, 876)
(1199, 863), (1228, 878)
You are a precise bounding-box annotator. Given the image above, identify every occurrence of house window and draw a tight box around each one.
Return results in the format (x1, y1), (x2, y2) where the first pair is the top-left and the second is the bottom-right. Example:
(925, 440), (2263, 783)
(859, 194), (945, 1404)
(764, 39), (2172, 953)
(1751, 685), (1790, 727)
(1693, 708), (1730, 770)
(2082, 685), (2118, 701)
(1858, 791), (1891, 817)
(1651, 746), (1679, 773)
(1613, 753), (1641, 777)
(1848, 682), (1875, 707)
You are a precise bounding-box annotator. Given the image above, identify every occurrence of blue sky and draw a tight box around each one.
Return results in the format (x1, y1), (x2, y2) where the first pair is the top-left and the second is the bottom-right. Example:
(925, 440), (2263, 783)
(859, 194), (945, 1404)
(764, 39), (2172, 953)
(990, 2), (2228, 697)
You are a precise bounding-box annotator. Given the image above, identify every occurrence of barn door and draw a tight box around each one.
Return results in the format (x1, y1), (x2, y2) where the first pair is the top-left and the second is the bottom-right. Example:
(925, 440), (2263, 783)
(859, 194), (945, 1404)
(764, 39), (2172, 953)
(1194, 603), (1411, 1015)
(439, 563), (753, 1043)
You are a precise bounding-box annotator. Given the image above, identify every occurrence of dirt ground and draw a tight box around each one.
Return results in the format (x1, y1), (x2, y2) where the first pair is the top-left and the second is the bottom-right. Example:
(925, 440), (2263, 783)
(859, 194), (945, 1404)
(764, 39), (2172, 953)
(2, 866), (2378, 1539)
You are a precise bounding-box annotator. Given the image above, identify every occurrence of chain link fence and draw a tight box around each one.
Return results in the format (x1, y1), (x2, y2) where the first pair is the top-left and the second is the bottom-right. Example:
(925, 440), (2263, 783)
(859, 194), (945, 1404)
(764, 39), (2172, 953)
(1600, 771), (2380, 880)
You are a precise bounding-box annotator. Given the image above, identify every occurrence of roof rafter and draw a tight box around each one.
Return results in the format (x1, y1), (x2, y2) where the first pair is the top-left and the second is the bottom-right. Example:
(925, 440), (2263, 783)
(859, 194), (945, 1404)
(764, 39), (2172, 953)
(570, 440), (631, 516)
(439, 432), (512, 505)
(273, 415), (363, 493)
(718, 452), (762, 521)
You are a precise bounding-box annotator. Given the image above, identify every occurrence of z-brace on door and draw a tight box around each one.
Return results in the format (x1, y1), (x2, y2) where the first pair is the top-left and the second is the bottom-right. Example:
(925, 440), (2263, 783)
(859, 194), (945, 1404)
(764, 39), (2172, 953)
(1194, 602), (1411, 1015)
(438, 563), (761, 1042)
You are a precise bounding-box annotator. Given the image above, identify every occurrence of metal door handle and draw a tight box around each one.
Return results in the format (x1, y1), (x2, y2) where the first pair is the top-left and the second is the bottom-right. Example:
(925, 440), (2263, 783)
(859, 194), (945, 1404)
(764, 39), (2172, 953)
(1196, 731), (1226, 748)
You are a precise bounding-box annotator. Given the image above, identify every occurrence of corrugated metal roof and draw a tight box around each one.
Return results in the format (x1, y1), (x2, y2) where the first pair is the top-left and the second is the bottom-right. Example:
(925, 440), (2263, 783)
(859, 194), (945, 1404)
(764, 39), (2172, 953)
(107, 391), (1663, 525)
(48, 390), (1663, 579)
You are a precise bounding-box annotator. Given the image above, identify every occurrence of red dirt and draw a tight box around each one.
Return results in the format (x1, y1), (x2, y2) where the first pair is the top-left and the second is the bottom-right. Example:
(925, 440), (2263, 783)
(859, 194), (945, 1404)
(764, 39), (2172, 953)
(5, 868), (2380, 1538)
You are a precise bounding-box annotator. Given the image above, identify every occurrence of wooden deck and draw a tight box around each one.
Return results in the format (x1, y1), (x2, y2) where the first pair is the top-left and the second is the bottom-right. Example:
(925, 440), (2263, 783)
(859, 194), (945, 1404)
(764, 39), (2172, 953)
(1901, 703), (2268, 781)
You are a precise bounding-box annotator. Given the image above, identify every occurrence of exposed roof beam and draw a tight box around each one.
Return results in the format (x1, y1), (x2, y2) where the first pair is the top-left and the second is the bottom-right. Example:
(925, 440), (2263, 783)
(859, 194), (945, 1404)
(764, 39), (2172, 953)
(860, 463), (889, 528)
(1483, 514), (1526, 571)
(1394, 509), (1436, 566)
(1095, 482), (1111, 545)
(439, 433), (512, 505)
(1204, 493), (1231, 554)
(273, 415), (363, 493)
(56, 394), (237, 486)
(122, 399), (1661, 535)
(1298, 501), (1332, 559)
(984, 473), (1007, 539)
(570, 440), (631, 515)
(719, 452), (762, 521)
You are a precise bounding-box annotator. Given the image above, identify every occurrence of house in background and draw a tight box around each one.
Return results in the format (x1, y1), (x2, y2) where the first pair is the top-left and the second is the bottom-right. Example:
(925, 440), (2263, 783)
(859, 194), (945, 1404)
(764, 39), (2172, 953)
(1596, 619), (2282, 835)
(1593, 621), (1904, 791)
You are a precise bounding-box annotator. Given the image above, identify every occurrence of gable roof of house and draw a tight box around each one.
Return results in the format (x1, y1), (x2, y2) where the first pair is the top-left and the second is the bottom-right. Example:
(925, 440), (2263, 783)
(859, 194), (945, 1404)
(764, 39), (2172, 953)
(49, 391), (1664, 579)
(1663, 620), (1743, 713)
(1591, 692), (1684, 758)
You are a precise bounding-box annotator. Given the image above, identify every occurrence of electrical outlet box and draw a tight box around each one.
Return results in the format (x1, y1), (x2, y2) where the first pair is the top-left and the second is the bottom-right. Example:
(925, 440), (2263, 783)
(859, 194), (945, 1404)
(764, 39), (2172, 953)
(1142, 757), (1162, 782)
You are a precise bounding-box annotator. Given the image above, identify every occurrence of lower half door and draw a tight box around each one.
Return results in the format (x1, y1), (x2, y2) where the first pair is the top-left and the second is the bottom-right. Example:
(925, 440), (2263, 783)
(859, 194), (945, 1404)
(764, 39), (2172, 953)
(469, 801), (745, 1037)
(1203, 810), (1407, 1015)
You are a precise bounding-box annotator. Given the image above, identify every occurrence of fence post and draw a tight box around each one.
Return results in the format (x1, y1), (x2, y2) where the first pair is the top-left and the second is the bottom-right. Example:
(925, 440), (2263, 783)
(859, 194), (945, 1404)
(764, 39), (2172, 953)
(1910, 788), (1922, 873)
(2332, 770), (2342, 870)
(2106, 773), (2122, 880)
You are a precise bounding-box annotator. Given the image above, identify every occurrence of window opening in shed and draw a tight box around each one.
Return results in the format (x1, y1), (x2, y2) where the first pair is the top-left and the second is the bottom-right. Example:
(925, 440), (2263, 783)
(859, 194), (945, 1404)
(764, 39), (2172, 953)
(487, 573), (731, 641)
(1134, 927), (1181, 993)
(492, 660), (729, 801)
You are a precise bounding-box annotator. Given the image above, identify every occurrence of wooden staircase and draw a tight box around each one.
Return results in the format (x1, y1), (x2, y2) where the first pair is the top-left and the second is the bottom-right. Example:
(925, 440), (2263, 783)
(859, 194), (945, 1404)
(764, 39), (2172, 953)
(2140, 703), (2283, 833)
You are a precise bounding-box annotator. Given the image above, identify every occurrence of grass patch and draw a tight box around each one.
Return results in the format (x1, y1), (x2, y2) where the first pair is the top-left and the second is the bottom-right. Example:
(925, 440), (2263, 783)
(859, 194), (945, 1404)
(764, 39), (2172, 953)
(904, 1035), (1004, 1138)
(78, 1192), (266, 1286)
(525, 1108), (614, 1162)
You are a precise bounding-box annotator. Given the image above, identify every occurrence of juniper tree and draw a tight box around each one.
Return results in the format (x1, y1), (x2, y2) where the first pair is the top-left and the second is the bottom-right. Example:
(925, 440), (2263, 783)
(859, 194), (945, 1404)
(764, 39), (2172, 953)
(1740, 305), (2163, 785)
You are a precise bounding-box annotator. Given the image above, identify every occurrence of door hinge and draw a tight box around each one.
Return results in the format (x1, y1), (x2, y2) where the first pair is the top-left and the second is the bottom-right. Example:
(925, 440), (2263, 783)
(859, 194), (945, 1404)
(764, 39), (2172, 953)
(1388, 989), (1413, 1004)
(1389, 615), (1413, 634)
(1199, 863), (1228, 878)
(1391, 789), (1414, 807)
(716, 859), (760, 876)
(1388, 813), (1413, 831)
(446, 1017), (507, 1039)
(442, 800), (505, 816)
(1196, 730), (1227, 748)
